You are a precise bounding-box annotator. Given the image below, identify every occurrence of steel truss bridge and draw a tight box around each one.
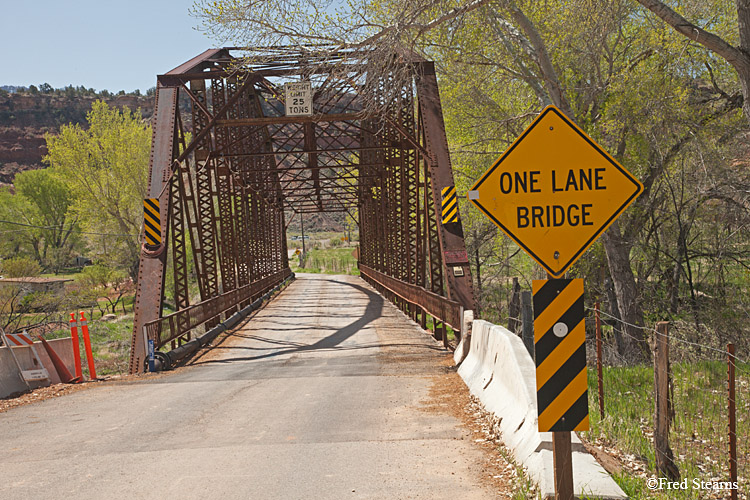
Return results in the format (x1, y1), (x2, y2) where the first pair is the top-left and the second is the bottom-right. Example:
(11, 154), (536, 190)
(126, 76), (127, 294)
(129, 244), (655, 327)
(130, 47), (476, 374)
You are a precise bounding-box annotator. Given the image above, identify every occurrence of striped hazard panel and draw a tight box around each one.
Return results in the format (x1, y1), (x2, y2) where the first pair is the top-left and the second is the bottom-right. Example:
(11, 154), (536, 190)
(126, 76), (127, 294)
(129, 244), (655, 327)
(5, 332), (34, 346)
(533, 278), (589, 432)
(143, 198), (161, 247)
(441, 186), (458, 224)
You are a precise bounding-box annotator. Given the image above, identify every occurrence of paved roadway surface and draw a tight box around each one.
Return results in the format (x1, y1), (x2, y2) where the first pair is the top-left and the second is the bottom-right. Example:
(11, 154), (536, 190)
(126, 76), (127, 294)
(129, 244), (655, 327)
(0, 274), (497, 499)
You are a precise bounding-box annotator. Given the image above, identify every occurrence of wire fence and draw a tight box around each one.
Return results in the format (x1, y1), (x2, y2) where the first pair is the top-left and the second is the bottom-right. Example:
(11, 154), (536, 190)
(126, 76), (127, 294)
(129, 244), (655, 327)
(584, 306), (748, 499)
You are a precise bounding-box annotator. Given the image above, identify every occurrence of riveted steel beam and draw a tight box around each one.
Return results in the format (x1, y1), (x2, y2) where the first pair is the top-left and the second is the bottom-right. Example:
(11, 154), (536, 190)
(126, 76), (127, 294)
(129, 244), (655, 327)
(415, 61), (476, 313)
(130, 85), (178, 374)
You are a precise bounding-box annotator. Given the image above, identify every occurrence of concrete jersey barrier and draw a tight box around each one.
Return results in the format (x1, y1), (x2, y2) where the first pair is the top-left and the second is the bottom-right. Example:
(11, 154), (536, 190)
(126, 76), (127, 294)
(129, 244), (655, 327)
(0, 337), (76, 398)
(457, 320), (627, 500)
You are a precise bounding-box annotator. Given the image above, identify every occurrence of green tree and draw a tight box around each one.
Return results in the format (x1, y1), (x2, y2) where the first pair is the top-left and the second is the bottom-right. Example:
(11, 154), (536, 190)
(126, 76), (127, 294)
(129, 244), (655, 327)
(45, 101), (151, 279)
(428, 0), (744, 360)
(0, 169), (82, 271)
(15, 168), (81, 271)
(0, 188), (35, 260)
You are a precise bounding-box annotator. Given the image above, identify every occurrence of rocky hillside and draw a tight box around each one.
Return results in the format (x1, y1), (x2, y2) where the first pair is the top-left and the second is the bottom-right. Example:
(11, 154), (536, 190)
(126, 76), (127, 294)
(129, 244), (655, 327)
(0, 92), (154, 185)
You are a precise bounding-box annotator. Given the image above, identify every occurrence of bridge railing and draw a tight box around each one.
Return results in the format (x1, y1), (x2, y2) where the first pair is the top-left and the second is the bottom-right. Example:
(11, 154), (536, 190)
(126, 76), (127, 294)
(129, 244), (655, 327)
(144, 268), (291, 349)
(359, 264), (462, 334)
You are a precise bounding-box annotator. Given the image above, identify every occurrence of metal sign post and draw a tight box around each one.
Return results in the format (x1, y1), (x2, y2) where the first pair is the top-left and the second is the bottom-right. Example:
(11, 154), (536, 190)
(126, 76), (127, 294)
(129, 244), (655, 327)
(148, 339), (156, 373)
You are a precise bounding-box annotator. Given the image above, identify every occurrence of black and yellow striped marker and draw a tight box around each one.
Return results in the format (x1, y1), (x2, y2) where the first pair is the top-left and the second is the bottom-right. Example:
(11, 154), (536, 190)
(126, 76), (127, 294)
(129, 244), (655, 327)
(533, 278), (589, 432)
(441, 186), (458, 224)
(143, 198), (161, 247)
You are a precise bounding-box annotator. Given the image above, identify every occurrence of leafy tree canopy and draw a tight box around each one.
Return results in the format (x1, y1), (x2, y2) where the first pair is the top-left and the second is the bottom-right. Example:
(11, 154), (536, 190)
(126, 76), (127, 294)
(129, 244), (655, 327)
(44, 101), (151, 278)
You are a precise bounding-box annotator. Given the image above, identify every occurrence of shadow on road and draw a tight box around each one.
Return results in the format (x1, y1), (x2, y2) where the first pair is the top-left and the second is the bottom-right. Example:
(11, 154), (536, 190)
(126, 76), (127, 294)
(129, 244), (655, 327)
(192, 277), (396, 365)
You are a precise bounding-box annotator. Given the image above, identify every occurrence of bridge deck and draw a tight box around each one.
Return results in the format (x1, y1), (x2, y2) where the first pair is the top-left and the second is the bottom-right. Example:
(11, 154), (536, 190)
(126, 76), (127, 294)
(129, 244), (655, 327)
(0, 274), (499, 499)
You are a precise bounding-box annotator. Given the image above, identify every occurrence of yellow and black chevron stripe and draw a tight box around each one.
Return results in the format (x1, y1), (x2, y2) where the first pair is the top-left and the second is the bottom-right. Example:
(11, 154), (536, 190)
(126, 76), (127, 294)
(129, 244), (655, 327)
(532, 278), (589, 432)
(441, 186), (458, 224)
(143, 198), (161, 247)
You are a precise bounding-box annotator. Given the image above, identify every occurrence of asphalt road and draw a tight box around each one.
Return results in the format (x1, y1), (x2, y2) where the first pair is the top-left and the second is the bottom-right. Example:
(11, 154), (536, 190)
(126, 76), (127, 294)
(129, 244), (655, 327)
(0, 274), (497, 499)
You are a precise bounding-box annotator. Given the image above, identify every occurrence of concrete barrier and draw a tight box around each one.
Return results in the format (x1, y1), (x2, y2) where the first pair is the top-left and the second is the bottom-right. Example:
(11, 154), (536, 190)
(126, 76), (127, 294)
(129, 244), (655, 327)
(457, 320), (626, 500)
(0, 347), (28, 398)
(453, 309), (473, 366)
(1, 337), (76, 398)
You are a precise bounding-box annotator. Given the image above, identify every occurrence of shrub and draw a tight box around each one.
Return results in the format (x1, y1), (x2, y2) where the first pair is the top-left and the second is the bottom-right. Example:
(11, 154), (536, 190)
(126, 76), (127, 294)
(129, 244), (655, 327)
(1, 257), (42, 278)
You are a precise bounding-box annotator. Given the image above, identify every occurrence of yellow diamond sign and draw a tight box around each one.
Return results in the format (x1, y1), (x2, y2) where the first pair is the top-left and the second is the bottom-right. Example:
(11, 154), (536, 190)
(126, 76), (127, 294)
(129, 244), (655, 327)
(468, 106), (643, 277)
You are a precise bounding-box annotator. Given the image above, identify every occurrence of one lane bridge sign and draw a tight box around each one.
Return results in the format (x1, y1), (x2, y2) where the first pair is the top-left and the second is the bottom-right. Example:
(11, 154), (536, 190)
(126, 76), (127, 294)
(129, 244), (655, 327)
(467, 106), (643, 277)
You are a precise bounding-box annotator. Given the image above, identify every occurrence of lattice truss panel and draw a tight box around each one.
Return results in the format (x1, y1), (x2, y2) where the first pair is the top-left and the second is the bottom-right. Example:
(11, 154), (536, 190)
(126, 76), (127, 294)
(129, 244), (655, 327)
(129, 48), (475, 373)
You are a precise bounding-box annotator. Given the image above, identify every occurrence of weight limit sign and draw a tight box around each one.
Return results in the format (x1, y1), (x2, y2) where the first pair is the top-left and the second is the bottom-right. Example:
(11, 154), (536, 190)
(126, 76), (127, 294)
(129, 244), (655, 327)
(533, 278), (589, 432)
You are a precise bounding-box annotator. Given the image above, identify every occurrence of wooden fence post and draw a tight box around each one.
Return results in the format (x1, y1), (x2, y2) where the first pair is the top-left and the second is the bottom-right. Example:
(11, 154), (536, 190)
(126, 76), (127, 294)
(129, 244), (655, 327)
(508, 277), (521, 333)
(595, 302), (604, 419)
(728, 343), (737, 500)
(654, 321), (679, 480)
(521, 291), (533, 360)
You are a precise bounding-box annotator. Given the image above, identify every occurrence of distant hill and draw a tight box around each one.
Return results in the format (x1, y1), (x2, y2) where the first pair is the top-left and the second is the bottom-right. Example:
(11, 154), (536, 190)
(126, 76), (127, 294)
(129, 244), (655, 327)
(0, 88), (155, 185)
(0, 86), (25, 94)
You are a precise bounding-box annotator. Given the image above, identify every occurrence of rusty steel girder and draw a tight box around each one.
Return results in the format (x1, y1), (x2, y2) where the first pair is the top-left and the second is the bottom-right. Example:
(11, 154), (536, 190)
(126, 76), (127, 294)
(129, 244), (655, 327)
(130, 48), (475, 373)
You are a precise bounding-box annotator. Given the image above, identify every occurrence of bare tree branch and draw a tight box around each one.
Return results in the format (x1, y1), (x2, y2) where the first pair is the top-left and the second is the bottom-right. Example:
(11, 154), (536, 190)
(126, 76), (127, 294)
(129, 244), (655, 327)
(355, 0), (495, 48)
(504, 4), (574, 118)
(635, 0), (749, 70)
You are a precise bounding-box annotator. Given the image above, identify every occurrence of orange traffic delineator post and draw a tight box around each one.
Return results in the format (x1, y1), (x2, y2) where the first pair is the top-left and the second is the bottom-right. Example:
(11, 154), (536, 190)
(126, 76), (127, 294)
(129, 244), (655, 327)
(79, 311), (97, 380)
(38, 336), (79, 384)
(69, 312), (83, 380)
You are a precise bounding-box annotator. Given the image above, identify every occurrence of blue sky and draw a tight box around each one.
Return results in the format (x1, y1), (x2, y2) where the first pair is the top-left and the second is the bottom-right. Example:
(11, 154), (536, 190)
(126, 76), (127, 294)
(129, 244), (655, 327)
(1, 0), (218, 93)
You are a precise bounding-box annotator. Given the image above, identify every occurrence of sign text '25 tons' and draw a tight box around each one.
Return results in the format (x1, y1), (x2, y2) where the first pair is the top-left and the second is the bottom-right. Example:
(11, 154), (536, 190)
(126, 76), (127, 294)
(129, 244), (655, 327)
(284, 82), (312, 116)
(468, 106), (643, 277)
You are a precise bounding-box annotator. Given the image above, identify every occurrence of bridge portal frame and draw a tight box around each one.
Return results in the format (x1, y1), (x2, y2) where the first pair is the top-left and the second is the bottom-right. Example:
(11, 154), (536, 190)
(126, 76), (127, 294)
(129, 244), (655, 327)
(130, 48), (475, 373)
